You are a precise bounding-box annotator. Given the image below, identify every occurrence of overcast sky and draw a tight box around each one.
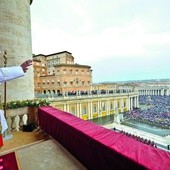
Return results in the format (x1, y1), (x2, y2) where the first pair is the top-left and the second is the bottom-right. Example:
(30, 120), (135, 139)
(30, 0), (170, 83)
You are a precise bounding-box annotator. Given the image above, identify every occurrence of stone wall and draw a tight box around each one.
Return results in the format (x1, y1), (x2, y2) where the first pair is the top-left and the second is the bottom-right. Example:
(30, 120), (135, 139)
(0, 0), (34, 101)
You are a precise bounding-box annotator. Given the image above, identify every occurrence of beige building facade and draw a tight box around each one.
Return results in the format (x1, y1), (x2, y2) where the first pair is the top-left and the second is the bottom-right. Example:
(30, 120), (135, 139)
(33, 51), (92, 95)
(50, 92), (139, 120)
(92, 83), (117, 92)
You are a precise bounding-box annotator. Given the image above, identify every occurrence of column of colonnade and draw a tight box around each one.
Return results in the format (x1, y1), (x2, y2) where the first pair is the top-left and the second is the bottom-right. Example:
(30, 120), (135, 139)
(64, 104), (67, 112)
(106, 100), (110, 115)
(87, 101), (93, 119)
(126, 98), (129, 111)
(90, 102), (93, 119)
(121, 99), (123, 111)
(79, 102), (82, 118)
(97, 101), (100, 117)
(76, 103), (80, 118)
(114, 99), (117, 114)
(130, 98), (132, 110)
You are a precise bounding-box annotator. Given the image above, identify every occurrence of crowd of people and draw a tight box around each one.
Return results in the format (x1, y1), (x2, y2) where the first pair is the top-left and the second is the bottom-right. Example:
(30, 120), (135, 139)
(119, 130), (157, 147)
(125, 95), (170, 129)
(44, 89), (134, 98)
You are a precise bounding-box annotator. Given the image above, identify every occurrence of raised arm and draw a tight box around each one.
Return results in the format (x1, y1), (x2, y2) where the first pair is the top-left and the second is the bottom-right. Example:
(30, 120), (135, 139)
(0, 60), (32, 83)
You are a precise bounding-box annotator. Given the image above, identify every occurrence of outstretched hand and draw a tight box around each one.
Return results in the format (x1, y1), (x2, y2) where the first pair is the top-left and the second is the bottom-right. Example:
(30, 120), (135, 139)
(20, 60), (32, 73)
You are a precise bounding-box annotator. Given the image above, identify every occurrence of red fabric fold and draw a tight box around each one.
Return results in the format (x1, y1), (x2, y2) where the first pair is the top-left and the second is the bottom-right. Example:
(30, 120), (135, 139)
(0, 152), (19, 170)
(38, 106), (170, 170)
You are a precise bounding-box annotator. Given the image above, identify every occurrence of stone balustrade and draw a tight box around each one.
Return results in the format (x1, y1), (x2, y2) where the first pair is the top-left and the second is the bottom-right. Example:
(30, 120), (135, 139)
(3, 107), (38, 136)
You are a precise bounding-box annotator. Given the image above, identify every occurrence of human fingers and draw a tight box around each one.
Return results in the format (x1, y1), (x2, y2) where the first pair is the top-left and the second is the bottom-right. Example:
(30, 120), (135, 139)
(25, 60), (32, 66)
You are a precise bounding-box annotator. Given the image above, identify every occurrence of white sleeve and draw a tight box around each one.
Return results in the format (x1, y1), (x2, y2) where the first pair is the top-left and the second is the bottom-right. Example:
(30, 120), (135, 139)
(0, 66), (24, 83)
(0, 110), (8, 134)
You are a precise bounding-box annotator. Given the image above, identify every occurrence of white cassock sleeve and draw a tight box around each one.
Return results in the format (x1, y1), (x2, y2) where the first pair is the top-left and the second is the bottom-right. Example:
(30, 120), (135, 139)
(0, 110), (8, 134)
(0, 66), (24, 83)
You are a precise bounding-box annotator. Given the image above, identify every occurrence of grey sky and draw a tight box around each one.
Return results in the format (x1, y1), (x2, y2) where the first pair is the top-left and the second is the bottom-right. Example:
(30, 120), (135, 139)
(31, 0), (170, 82)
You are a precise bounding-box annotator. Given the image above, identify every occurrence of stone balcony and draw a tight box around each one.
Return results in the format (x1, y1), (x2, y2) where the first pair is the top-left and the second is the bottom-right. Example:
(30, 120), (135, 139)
(0, 107), (86, 169)
(0, 130), (86, 170)
(1, 106), (170, 169)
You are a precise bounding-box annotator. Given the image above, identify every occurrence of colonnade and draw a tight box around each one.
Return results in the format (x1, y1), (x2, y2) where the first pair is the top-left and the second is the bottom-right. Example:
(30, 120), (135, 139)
(138, 86), (170, 96)
(129, 96), (139, 110)
(50, 92), (139, 120)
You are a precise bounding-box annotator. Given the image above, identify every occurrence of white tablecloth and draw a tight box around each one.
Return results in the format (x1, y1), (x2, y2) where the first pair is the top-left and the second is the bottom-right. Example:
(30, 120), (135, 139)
(0, 110), (8, 134)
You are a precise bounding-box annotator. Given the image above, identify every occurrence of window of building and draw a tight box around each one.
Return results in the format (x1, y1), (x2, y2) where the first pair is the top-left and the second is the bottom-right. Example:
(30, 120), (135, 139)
(63, 69), (66, 74)
(75, 70), (78, 75)
(70, 81), (73, 86)
(82, 81), (85, 86)
(64, 81), (67, 87)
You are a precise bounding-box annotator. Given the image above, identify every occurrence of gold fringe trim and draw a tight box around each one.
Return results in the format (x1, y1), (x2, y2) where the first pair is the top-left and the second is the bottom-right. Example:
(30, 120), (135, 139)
(14, 152), (21, 170)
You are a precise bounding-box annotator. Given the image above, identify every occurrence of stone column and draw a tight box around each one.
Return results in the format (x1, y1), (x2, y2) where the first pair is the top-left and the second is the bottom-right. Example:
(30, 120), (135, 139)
(0, 0), (34, 102)
(130, 97), (133, 110)
(63, 104), (67, 112)
(79, 102), (82, 118)
(76, 103), (79, 117)
(90, 101), (93, 119)
(137, 96), (139, 108)
(106, 100), (110, 115)
(126, 98), (129, 110)
(87, 102), (91, 119)
(135, 96), (137, 108)
(113, 99), (116, 113)
(66, 103), (70, 112)
(97, 100), (101, 117)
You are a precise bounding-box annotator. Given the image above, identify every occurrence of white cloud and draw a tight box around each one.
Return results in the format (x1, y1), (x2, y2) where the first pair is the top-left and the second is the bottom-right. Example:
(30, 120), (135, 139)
(70, 3), (86, 17)
(31, 0), (170, 81)
(32, 17), (170, 64)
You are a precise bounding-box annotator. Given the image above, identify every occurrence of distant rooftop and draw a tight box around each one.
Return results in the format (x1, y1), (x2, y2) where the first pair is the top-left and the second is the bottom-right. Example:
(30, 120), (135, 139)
(33, 51), (73, 58)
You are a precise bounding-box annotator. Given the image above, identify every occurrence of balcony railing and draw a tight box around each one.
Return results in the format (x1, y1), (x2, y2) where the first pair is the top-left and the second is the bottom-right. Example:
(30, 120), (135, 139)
(35, 90), (138, 100)
(3, 107), (38, 137)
